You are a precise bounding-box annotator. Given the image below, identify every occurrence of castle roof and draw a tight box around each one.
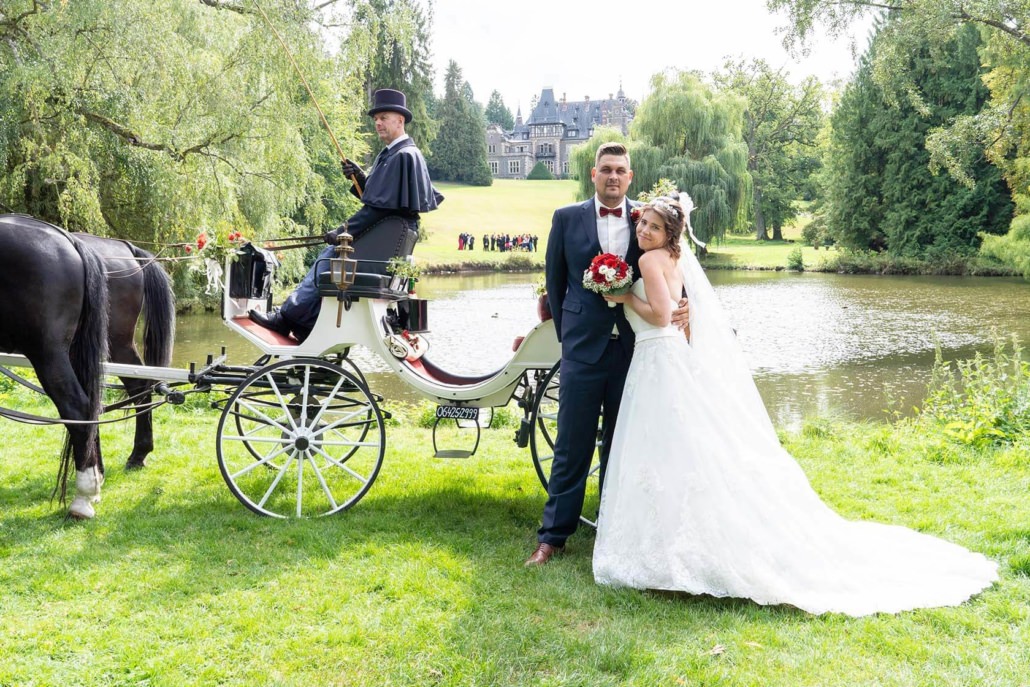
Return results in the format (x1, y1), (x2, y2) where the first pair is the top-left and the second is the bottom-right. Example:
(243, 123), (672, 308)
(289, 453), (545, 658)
(525, 87), (628, 136)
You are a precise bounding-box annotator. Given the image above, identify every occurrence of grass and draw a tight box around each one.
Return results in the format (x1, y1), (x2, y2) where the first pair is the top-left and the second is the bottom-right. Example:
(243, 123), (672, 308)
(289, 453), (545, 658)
(417, 181), (832, 273)
(1, 388), (1029, 686)
(416, 180), (576, 269)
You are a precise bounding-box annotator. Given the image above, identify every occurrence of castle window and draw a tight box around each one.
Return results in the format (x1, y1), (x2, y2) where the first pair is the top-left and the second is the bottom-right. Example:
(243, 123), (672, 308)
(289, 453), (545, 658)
(563, 161), (569, 175)
(508, 160), (520, 175)
(488, 144), (495, 154)
(490, 161), (499, 175)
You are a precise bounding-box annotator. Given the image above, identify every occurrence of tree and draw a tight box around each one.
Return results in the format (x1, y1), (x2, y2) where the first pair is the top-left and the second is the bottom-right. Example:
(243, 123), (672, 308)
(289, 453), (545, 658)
(768, 0), (1030, 272)
(825, 22), (1012, 256)
(0, 0), (365, 243)
(427, 61), (492, 186)
(571, 71), (749, 244)
(485, 90), (515, 130)
(527, 162), (554, 180)
(713, 59), (824, 240)
(342, 0), (438, 160)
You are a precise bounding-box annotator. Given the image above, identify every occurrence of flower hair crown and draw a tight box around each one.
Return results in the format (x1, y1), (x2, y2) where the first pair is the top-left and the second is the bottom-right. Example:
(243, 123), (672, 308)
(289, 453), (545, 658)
(651, 199), (680, 220)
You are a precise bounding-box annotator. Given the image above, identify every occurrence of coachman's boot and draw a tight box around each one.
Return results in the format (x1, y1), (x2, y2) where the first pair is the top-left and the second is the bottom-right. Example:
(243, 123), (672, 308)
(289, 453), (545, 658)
(248, 308), (293, 337)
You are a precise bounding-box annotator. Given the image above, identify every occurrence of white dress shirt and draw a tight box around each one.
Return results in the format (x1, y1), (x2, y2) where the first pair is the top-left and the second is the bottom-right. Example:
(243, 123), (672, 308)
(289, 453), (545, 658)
(594, 195), (631, 258)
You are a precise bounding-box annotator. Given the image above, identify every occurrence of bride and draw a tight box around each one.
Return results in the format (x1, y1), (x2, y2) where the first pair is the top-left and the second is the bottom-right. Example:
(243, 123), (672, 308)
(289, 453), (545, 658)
(593, 193), (998, 616)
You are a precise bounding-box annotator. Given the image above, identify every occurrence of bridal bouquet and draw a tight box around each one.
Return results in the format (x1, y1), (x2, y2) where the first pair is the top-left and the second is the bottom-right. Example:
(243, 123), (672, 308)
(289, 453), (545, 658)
(583, 253), (633, 308)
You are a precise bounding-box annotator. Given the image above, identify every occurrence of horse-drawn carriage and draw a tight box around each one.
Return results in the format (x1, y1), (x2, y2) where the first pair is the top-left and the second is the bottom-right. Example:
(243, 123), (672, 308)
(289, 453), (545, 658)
(0, 214), (597, 520)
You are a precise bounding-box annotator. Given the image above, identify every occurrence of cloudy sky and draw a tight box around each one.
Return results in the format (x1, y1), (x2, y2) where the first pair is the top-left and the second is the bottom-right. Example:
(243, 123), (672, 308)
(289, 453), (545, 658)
(428, 0), (876, 111)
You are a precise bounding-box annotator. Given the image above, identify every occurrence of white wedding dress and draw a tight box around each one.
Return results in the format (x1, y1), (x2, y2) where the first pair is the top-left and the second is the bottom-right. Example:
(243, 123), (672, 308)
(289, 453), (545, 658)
(592, 249), (998, 616)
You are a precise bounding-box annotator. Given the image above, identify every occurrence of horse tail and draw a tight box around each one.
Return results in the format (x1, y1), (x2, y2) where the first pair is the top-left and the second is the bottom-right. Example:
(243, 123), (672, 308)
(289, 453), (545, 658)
(130, 243), (175, 367)
(56, 239), (110, 502)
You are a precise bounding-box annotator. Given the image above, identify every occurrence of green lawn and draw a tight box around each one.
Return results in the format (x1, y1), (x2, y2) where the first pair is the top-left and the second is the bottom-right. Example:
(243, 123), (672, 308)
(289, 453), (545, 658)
(703, 235), (835, 270)
(1, 391), (1028, 686)
(416, 181), (831, 273)
(416, 180), (576, 268)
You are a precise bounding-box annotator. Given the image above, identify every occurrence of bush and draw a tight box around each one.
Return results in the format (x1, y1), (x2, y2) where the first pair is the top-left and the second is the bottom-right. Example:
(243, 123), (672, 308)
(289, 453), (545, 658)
(786, 246), (804, 271)
(917, 335), (1030, 447)
(527, 162), (554, 180)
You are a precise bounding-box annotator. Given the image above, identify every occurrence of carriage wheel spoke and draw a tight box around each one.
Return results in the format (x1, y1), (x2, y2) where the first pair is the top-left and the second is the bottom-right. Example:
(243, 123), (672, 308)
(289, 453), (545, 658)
(256, 453), (294, 510)
(237, 397), (292, 435)
(229, 443), (291, 479)
(264, 372), (298, 432)
(295, 456), (304, 518)
(306, 374), (347, 428)
(305, 452), (340, 511)
(311, 405), (374, 437)
(313, 445), (371, 485)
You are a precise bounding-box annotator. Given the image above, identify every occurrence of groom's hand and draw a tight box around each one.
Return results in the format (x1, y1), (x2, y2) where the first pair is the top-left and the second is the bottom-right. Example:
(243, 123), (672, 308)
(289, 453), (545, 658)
(672, 297), (690, 336)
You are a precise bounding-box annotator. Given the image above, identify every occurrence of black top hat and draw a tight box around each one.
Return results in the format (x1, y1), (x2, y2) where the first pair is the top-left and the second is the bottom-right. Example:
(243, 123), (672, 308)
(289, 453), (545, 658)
(368, 88), (413, 123)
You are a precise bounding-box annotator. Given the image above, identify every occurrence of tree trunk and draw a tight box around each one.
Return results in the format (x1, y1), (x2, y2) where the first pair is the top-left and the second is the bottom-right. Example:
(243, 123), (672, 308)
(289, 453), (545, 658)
(771, 223), (783, 241)
(753, 183), (769, 240)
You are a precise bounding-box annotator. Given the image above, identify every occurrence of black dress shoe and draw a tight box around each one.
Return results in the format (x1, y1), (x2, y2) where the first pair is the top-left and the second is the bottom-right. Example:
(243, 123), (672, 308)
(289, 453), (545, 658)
(248, 308), (292, 337)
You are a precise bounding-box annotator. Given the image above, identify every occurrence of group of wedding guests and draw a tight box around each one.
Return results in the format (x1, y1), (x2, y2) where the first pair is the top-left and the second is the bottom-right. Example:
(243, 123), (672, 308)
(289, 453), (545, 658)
(480, 233), (538, 252)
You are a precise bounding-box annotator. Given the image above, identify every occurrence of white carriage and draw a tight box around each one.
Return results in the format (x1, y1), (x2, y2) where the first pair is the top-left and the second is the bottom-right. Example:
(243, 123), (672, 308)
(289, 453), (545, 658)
(213, 218), (587, 519)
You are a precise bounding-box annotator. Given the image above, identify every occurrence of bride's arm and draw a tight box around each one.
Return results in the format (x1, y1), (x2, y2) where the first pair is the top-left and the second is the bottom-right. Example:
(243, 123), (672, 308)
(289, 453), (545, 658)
(608, 252), (672, 327)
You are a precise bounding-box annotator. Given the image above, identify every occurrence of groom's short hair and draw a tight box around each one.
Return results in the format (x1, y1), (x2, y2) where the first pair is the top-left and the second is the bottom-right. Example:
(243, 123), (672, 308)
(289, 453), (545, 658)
(595, 142), (630, 168)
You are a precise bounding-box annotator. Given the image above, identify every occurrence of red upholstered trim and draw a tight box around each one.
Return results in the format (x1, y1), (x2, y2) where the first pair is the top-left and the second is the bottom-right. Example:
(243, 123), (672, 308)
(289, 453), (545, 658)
(402, 355), (499, 386)
(404, 358), (437, 382)
(231, 316), (299, 346)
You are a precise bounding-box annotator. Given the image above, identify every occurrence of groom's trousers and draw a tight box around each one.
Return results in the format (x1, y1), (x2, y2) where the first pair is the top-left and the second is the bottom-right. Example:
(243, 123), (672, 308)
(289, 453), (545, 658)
(538, 338), (631, 547)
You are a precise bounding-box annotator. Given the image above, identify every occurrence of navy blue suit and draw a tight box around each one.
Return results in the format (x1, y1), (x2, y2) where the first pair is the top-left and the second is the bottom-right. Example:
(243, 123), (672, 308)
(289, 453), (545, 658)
(539, 197), (641, 546)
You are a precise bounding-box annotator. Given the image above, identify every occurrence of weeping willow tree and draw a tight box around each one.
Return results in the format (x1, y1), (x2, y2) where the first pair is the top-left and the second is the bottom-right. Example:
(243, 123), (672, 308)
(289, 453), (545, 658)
(571, 71), (749, 244)
(0, 0), (368, 246)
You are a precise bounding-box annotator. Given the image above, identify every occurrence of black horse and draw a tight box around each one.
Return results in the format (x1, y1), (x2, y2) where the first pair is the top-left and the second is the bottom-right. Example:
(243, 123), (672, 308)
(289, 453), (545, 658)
(74, 232), (175, 469)
(0, 215), (110, 518)
(0, 215), (175, 517)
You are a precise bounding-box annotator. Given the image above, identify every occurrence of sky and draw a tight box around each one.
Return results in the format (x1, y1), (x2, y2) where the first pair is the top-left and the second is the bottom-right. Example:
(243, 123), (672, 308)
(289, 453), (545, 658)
(428, 0), (876, 113)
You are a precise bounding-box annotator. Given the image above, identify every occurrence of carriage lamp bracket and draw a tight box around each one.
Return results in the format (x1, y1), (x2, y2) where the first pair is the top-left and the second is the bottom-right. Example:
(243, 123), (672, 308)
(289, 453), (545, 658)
(330, 230), (358, 326)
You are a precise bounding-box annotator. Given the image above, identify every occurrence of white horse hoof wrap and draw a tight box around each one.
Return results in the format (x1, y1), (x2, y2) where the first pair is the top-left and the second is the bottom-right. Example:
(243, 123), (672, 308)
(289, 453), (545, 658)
(68, 497), (96, 520)
(69, 468), (103, 518)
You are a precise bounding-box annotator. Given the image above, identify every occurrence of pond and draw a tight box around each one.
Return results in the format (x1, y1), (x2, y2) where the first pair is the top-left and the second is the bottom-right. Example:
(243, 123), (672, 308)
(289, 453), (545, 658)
(172, 270), (1030, 429)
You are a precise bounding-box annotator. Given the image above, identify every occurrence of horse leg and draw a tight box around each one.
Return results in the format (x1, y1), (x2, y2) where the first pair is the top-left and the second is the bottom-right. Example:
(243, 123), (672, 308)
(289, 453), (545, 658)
(34, 355), (104, 519)
(121, 374), (154, 469)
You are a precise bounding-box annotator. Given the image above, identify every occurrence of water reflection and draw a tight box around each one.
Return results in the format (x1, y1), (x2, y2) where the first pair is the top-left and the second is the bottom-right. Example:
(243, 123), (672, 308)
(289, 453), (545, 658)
(172, 271), (1030, 429)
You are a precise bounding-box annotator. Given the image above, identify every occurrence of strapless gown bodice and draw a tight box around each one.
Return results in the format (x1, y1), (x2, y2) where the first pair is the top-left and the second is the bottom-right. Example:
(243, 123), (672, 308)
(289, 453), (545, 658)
(623, 279), (681, 344)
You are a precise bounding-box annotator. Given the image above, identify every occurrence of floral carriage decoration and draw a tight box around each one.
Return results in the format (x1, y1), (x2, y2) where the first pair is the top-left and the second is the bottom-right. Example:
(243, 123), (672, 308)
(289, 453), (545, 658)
(190, 227), (248, 295)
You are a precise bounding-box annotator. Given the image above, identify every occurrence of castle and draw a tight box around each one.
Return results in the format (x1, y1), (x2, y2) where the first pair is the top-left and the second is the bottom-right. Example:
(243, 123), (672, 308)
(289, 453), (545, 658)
(486, 86), (635, 180)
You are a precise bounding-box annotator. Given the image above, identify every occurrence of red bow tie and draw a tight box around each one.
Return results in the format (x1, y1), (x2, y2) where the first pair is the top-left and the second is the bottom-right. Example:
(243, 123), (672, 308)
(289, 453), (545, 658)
(599, 206), (622, 218)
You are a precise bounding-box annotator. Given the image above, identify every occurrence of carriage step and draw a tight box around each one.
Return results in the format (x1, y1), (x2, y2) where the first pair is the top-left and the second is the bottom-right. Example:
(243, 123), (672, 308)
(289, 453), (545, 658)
(433, 449), (474, 459)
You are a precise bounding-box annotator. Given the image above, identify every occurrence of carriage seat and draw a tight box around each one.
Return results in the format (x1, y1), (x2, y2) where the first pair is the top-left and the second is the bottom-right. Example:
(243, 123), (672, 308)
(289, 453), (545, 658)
(317, 215), (418, 300)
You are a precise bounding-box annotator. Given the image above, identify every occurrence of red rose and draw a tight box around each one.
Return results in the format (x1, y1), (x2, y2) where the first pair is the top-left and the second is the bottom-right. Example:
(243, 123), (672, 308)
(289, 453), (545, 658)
(185, 245), (192, 254)
(196, 233), (208, 250)
(630, 207), (641, 222)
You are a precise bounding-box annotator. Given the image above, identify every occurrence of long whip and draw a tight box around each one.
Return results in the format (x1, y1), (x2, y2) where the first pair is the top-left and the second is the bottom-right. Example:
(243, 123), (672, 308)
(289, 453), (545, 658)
(251, 0), (363, 197)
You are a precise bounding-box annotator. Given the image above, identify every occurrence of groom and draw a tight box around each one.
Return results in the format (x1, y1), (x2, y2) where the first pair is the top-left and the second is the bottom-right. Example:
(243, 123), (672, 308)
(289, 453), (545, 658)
(526, 142), (643, 566)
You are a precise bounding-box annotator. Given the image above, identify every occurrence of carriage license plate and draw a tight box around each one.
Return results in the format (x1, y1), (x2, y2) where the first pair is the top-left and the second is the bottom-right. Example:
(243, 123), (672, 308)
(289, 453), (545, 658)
(436, 405), (479, 421)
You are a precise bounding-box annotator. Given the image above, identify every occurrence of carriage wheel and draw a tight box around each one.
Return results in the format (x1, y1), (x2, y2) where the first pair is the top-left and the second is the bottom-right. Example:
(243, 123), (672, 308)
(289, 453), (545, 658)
(528, 361), (603, 529)
(216, 358), (385, 518)
(234, 386), (373, 468)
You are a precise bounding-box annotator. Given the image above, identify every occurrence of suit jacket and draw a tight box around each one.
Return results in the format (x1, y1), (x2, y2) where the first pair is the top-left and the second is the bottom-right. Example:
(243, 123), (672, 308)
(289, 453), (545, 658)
(545, 197), (641, 365)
